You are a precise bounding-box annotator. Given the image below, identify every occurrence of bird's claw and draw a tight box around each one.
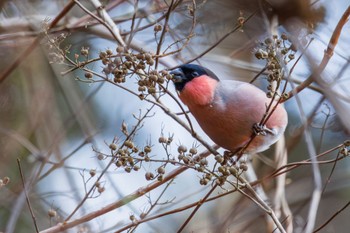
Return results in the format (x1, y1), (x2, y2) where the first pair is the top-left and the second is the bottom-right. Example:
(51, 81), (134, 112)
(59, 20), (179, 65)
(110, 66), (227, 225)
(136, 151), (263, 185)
(253, 123), (276, 136)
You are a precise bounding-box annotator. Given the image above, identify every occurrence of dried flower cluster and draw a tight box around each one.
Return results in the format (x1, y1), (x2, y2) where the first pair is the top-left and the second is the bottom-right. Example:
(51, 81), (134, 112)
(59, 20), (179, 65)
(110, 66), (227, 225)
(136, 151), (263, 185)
(255, 33), (296, 99)
(0, 176), (10, 189)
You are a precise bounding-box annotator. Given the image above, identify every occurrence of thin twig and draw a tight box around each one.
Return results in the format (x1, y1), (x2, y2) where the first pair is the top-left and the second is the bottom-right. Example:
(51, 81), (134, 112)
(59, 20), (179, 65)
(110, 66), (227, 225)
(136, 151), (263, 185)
(0, 0), (76, 84)
(64, 106), (155, 222)
(282, 6), (350, 102)
(154, 0), (176, 69)
(88, 0), (126, 46)
(179, 11), (257, 68)
(17, 158), (40, 233)
(313, 200), (350, 233)
(177, 184), (218, 233)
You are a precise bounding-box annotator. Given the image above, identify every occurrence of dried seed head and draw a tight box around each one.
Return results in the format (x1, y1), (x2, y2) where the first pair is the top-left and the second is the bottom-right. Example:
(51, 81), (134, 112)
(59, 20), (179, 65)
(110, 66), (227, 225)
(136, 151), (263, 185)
(102, 58), (109, 65)
(48, 209), (57, 218)
(124, 140), (134, 149)
(282, 92), (289, 100)
(144, 145), (152, 153)
(84, 72), (93, 79)
(158, 136), (167, 143)
(145, 172), (154, 180)
(140, 212), (147, 219)
(116, 46), (125, 53)
(144, 53), (152, 61)
(98, 186), (105, 193)
(288, 54), (295, 60)
(344, 140), (350, 147)
(138, 151), (145, 157)
(239, 163), (248, 171)
(340, 147), (348, 156)
(200, 158), (208, 166)
(281, 33), (288, 40)
(138, 86), (146, 92)
(125, 61), (132, 69)
(177, 145), (187, 154)
(218, 166), (226, 174)
(199, 178), (209, 185)
(106, 49), (113, 56)
(125, 167), (132, 173)
(115, 160), (122, 167)
(2, 176), (10, 185)
(109, 143), (117, 150)
(229, 167), (238, 175)
(99, 51), (107, 59)
(154, 24), (162, 32)
(266, 91), (274, 98)
(147, 87), (156, 94)
(189, 147), (197, 155)
(125, 54), (133, 61)
(157, 166), (165, 174)
(157, 77), (165, 84)
(136, 53), (145, 60)
(80, 47), (89, 56)
(264, 38), (273, 45)
(147, 59), (154, 66)
(149, 75), (158, 82)
(89, 169), (96, 177)
(215, 155), (224, 163)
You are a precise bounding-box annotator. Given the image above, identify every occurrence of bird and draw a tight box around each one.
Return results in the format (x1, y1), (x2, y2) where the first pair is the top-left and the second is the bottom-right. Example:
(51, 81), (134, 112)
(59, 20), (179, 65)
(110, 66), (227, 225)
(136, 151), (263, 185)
(170, 64), (288, 154)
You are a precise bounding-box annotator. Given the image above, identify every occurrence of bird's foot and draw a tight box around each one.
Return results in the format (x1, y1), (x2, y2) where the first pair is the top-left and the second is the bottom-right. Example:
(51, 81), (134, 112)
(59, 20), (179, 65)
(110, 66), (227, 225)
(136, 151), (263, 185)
(253, 123), (276, 136)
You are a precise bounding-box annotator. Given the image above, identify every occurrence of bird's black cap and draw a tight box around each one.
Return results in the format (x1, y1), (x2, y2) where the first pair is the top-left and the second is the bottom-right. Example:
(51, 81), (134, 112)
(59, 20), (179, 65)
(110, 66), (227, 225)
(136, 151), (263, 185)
(170, 64), (219, 91)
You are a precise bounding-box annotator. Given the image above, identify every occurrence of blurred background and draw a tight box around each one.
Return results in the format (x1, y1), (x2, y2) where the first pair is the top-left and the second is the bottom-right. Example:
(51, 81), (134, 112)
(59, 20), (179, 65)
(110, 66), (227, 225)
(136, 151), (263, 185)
(0, 0), (350, 232)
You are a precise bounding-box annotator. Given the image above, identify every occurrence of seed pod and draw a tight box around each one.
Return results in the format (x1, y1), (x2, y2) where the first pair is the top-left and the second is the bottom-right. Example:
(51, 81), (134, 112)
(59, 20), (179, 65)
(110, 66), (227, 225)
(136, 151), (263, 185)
(158, 136), (167, 143)
(154, 24), (162, 32)
(109, 143), (117, 150)
(116, 46), (124, 53)
(84, 72), (93, 79)
(157, 166), (165, 174)
(145, 172), (154, 180)
(144, 145), (152, 153)
(48, 209), (57, 218)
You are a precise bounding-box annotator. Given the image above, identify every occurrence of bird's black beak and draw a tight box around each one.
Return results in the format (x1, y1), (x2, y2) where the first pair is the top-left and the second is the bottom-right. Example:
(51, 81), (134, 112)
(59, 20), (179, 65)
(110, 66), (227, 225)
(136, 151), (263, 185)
(170, 68), (187, 91)
(170, 68), (185, 83)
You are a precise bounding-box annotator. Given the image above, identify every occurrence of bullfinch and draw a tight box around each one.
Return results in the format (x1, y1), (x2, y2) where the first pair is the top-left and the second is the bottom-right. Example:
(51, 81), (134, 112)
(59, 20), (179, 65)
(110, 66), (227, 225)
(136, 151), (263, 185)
(170, 64), (288, 153)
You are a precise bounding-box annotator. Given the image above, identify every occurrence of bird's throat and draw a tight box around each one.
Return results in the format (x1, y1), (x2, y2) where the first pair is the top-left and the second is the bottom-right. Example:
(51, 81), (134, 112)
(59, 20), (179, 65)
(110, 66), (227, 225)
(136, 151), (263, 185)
(179, 75), (218, 106)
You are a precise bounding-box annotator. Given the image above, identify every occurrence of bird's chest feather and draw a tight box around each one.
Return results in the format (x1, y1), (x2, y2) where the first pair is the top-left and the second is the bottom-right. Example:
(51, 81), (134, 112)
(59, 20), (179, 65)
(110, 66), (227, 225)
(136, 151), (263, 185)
(178, 75), (218, 106)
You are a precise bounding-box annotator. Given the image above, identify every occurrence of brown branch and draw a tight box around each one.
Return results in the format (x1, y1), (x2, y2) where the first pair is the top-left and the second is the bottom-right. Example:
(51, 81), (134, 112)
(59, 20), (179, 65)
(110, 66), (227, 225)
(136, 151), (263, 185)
(313, 200), (350, 233)
(154, 0), (176, 69)
(107, 143), (343, 233)
(64, 106), (155, 222)
(178, 11), (257, 68)
(0, 0), (76, 84)
(283, 6), (350, 101)
(177, 183), (218, 233)
(17, 158), (40, 233)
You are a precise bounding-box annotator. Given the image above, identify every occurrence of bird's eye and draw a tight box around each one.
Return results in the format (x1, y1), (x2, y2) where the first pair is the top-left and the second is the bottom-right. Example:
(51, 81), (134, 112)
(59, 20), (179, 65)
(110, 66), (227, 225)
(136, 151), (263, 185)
(191, 71), (199, 77)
